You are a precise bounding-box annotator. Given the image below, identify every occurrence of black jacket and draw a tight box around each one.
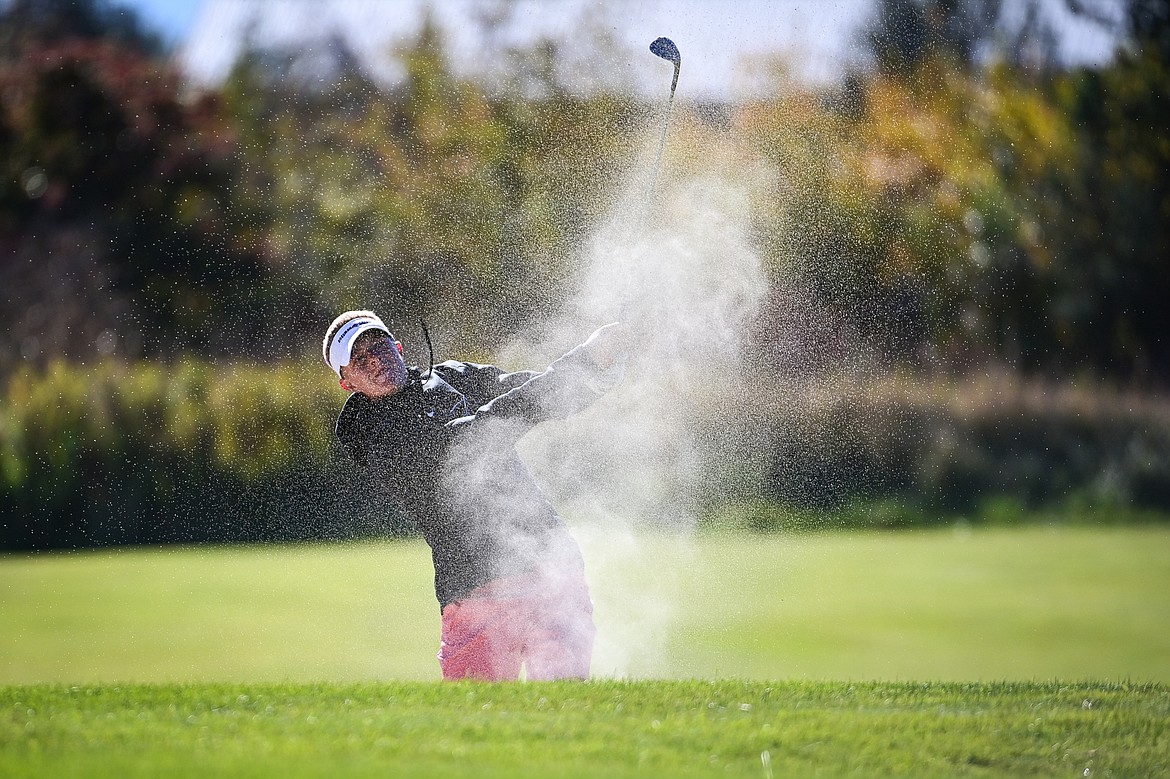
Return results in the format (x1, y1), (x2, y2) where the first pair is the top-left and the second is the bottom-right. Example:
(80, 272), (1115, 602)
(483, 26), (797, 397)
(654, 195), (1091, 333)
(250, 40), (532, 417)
(335, 345), (611, 609)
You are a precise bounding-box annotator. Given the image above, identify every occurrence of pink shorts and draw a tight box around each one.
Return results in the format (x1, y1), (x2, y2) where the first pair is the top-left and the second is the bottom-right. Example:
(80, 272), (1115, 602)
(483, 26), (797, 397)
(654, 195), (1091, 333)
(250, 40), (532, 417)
(438, 566), (595, 681)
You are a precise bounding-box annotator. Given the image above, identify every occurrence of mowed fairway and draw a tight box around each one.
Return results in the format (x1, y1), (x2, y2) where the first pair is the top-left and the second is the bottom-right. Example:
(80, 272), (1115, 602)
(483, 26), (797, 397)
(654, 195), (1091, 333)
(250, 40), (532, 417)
(2, 527), (1169, 778)
(2, 526), (1169, 684)
(2, 679), (1167, 779)
(665, 525), (1170, 682)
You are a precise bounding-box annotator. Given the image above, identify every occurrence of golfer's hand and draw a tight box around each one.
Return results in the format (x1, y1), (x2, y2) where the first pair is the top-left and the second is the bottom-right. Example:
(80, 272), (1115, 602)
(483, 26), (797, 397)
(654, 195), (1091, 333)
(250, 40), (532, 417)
(579, 322), (628, 370)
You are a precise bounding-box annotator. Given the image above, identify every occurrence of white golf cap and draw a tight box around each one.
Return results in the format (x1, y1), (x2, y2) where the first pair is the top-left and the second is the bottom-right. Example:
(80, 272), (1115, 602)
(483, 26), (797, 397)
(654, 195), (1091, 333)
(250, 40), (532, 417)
(324, 313), (391, 377)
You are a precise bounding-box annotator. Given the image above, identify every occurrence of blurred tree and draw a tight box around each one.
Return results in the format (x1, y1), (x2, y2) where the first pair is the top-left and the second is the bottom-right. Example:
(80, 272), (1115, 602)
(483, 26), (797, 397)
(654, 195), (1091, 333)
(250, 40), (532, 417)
(1000, 0), (1063, 73)
(1044, 0), (1170, 379)
(0, 0), (267, 373)
(1066, 0), (1170, 57)
(1128, 0), (1170, 54)
(219, 16), (522, 354)
(0, 0), (162, 60)
(747, 43), (1159, 379)
(217, 10), (635, 358)
(866, 0), (1004, 74)
(810, 0), (1169, 382)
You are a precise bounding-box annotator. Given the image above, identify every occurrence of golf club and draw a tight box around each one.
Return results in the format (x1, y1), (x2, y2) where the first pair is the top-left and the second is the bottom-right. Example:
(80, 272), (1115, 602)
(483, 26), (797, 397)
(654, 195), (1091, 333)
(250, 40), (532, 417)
(646, 36), (681, 210)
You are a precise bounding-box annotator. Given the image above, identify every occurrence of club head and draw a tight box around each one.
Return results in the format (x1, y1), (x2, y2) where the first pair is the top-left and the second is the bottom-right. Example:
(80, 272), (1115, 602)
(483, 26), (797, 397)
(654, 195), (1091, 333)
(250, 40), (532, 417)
(649, 37), (680, 66)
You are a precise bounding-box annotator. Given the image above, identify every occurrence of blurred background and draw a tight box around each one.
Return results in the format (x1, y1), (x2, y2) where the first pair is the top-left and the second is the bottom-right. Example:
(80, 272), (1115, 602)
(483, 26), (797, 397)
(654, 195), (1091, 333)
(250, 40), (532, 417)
(1, 0), (1168, 550)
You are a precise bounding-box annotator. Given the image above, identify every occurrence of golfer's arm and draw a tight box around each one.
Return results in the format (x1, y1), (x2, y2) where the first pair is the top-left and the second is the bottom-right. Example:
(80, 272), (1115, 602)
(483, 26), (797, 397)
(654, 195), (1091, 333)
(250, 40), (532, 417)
(433, 360), (539, 402)
(494, 368), (542, 393)
(452, 348), (610, 428)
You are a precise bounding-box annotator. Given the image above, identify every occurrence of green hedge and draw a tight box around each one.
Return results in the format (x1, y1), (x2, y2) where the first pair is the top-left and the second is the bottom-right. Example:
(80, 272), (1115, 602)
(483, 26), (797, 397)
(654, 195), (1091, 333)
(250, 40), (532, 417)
(0, 360), (408, 550)
(700, 375), (1170, 530)
(3, 363), (1169, 550)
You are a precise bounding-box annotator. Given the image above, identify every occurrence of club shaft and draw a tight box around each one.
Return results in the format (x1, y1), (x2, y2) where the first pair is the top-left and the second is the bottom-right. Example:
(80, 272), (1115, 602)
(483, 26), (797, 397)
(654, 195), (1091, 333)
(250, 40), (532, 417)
(646, 61), (680, 211)
(648, 98), (674, 194)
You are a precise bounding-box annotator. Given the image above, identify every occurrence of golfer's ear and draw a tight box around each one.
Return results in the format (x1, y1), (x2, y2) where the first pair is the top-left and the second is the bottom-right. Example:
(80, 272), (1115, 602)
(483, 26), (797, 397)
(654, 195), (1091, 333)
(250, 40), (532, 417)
(339, 377), (352, 391)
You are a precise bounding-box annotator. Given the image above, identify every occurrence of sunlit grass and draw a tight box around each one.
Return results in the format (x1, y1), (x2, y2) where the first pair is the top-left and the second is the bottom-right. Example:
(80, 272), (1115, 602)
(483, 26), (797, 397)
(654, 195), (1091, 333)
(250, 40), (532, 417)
(3, 527), (1168, 777)
(670, 526), (1170, 682)
(2, 526), (1167, 684)
(2, 679), (1166, 778)
(0, 542), (438, 683)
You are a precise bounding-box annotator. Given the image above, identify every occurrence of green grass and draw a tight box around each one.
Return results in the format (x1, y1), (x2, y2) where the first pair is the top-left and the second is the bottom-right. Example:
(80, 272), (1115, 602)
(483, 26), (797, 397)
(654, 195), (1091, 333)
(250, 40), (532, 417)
(2, 679), (1167, 778)
(0, 542), (438, 682)
(664, 525), (1170, 682)
(2, 526), (1168, 684)
(2, 527), (1169, 777)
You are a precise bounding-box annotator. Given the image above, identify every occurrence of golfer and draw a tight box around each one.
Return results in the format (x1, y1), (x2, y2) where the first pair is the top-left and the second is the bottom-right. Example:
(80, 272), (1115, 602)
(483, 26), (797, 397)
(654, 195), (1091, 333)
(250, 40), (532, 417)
(323, 310), (625, 681)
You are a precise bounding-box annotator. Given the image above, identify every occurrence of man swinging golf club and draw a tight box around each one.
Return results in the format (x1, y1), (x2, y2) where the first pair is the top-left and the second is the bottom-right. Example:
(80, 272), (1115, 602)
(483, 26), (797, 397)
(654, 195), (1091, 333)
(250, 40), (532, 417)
(323, 311), (626, 681)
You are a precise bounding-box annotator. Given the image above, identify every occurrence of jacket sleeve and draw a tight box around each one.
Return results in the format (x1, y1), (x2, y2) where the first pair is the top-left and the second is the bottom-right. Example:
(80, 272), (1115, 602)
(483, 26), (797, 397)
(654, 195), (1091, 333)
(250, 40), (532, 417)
(430, 360), (540, 408)
(447, 324), (627, 430)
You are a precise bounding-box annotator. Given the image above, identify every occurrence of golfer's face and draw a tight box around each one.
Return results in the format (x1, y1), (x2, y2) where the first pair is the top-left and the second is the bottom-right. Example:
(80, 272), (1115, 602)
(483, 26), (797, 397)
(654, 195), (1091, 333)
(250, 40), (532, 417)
(344, 335), (408, 397)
